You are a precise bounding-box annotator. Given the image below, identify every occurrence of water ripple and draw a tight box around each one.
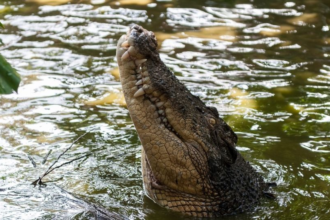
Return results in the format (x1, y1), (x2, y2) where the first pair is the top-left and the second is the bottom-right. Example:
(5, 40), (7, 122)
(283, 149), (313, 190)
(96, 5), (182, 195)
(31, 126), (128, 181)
(62, 6), (148, 22)
(8, 15), (68, 33)
(301, 141), (330, 153)
(240, 37), (284, 47)
(244, 110), (292, 123)
(253, 59), (308, 70)
(205, 6), (301, 19)
(166, 8), (245, 28)
(39, 4), (93, 13)
(49, 23), (127, 47)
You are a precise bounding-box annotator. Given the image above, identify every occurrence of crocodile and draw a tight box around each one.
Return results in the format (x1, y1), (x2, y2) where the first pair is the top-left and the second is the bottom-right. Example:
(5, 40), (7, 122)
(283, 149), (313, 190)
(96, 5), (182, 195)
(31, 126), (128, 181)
(116, 24), (275, 218)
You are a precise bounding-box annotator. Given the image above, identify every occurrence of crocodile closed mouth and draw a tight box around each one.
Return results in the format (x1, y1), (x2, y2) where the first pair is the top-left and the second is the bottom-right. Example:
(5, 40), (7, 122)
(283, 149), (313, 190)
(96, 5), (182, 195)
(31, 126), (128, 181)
(116, 24), (274, 218)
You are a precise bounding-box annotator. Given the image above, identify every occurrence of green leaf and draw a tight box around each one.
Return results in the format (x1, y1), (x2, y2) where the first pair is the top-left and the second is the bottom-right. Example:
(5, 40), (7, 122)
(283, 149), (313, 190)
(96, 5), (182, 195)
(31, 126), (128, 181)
(0, 54), (21, 94)
(0, 22), (3, 44)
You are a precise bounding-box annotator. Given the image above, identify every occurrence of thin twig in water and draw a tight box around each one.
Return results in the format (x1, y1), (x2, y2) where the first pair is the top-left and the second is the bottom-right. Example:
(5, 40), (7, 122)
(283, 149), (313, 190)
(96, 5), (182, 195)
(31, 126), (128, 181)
(32, 131), (92, 187)
(43, 153), (92, 178)
(43, 131), (90, 176)
(42, 149), (52, 164)
(28, 155), (37, 168)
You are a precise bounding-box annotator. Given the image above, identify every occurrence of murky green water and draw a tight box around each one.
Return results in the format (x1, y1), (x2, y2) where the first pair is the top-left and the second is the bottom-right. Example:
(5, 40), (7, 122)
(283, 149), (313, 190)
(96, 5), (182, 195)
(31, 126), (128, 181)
(1, 0), (330, 219)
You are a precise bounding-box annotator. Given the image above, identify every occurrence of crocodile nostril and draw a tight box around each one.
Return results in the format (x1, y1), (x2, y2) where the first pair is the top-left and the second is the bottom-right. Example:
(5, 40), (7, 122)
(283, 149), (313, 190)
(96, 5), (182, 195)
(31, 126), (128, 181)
(132, 25), (143, 33)
(136, 26), (143, 32)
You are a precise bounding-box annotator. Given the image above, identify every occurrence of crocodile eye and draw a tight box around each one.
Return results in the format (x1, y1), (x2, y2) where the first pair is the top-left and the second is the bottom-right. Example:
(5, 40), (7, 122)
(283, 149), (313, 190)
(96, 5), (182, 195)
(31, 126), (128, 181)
(209, 118), (216, 125)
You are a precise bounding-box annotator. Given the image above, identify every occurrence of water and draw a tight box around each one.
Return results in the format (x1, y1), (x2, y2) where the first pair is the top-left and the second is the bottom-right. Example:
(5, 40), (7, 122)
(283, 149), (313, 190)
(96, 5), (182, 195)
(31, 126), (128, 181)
(0, 0), (330, 219)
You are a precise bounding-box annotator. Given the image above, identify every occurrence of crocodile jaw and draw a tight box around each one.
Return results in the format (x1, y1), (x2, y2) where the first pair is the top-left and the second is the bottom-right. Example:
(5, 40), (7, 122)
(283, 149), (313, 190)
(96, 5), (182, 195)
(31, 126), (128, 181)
(116, 25), (205, 199)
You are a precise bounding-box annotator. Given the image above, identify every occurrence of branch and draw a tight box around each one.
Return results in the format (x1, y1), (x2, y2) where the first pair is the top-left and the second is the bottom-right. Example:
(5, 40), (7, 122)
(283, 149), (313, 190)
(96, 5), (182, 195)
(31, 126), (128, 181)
(32, 131), (92, 187)
(42, 149), (52, 164)
(43, 153), (91, 177)
(42, 131), (89, 177)
(28, 155), (37, 168)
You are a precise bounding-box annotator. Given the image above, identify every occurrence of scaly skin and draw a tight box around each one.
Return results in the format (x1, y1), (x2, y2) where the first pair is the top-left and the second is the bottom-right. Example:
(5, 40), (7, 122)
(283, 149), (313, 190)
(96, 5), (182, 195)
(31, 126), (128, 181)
(116, 24), (273, 218)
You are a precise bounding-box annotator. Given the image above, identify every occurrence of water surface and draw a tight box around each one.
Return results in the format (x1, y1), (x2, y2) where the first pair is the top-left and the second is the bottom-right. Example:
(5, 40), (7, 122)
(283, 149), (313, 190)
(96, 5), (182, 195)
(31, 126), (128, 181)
(0, 0), (330, 219)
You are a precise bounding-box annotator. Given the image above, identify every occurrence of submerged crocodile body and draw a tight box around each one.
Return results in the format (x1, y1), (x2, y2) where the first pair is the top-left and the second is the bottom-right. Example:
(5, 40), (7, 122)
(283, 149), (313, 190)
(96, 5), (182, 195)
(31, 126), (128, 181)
(116, 24), (274, 218)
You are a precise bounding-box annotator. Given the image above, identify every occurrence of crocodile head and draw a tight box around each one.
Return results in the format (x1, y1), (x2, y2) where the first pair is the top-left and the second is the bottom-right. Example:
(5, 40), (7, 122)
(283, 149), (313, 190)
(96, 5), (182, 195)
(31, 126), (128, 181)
(116, 24), (272, 218)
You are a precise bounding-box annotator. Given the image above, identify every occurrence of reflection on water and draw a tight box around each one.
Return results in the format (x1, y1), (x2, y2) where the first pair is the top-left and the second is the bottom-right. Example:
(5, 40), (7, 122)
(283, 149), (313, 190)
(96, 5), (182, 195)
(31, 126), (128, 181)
(1, 0), (330, 219)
